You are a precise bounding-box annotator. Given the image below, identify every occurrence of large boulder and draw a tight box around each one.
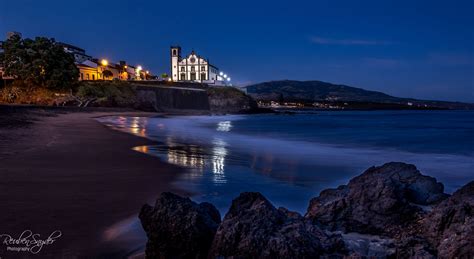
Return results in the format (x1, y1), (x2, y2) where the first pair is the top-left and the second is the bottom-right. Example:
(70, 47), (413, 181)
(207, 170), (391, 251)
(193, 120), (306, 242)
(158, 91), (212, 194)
(139, 192), (221, 259)
(422, 181), (474, 258)
(208, 192), (345, 258)
(305, 162), (448, 237)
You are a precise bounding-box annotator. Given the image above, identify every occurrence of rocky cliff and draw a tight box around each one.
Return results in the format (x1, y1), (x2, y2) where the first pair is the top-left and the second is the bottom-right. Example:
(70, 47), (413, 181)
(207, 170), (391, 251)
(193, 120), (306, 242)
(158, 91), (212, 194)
(207, 87), (257, 114)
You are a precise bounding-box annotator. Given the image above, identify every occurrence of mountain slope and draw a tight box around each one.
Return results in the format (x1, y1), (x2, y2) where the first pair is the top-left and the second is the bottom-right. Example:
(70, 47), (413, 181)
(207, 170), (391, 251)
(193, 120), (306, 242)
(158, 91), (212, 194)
(246, 80), (473, 109)
(247, 80), (402, 103)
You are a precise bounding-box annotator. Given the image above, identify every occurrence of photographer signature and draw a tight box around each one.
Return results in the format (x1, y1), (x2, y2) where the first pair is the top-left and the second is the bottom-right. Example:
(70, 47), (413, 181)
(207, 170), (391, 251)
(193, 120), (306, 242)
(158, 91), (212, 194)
(0, 230), (62, 254)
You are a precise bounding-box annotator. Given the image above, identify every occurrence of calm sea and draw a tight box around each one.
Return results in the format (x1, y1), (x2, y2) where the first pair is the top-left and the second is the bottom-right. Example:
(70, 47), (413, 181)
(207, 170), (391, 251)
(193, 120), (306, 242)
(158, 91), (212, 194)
(99, 110), (474, 214)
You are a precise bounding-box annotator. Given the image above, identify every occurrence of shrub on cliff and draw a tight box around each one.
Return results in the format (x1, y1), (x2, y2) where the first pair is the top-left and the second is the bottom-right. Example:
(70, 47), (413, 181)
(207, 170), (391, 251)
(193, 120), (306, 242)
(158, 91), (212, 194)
(75, 81), (137, 107)
(0, 80), (62, 105)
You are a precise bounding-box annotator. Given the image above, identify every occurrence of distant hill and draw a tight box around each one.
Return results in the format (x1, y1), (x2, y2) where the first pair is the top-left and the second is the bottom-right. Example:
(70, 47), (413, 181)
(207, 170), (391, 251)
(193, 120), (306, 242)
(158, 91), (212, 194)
(246, 80), (474, 109)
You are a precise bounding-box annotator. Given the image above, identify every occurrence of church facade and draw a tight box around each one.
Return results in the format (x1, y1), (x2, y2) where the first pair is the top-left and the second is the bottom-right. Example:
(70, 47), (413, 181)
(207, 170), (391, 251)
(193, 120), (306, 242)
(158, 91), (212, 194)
(170, 46), (223, 83)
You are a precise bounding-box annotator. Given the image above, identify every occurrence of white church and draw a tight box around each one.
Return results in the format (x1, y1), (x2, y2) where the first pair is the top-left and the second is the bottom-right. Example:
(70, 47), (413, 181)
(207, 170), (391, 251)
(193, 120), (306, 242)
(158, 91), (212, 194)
(170, 46), (227, 84)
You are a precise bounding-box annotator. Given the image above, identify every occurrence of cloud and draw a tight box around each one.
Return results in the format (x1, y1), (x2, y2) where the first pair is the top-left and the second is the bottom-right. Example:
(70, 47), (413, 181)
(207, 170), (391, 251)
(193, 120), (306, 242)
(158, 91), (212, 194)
(310, 36), (392, 46)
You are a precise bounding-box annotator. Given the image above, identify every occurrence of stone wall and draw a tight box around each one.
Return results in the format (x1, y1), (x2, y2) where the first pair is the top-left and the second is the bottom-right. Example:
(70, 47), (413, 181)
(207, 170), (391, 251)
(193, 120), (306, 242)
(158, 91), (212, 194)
(135, 84), (257, 113)
(135, 84), (210, 111)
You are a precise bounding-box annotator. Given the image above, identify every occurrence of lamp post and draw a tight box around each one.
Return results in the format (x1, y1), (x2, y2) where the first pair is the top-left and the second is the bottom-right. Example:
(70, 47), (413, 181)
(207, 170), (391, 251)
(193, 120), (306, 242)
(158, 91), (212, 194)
(136, 65), (142, 80)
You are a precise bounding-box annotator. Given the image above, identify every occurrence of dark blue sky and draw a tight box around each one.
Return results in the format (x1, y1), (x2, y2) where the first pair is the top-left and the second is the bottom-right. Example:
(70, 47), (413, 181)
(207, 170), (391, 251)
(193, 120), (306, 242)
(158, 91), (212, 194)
(1, 0), (473, 101)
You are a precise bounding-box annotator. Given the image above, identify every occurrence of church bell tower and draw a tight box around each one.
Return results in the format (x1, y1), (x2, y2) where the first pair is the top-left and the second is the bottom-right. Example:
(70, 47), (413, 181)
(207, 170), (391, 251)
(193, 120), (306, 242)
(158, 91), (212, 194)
(170, 46), (181, 81)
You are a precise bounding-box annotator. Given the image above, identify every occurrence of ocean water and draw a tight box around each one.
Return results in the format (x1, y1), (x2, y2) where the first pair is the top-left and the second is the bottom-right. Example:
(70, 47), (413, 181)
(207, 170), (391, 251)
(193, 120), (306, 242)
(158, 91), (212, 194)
(98, 110), (474, 214)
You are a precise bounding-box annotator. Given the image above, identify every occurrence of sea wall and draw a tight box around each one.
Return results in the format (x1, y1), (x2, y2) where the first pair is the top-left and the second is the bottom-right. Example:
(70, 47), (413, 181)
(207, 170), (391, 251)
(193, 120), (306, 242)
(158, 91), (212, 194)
(135, 85), (210, 111)
(135, 84), (258, 113)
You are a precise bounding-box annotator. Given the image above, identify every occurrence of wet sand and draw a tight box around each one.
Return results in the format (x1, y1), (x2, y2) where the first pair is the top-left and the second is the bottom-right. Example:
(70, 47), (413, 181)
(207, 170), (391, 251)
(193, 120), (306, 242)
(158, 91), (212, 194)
(0, 107), (186, 258)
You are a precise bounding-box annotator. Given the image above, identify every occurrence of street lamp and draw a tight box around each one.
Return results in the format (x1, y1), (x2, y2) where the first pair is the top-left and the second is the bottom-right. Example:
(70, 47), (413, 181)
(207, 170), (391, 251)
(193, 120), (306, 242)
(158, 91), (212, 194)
(227, 77), (231, 81)
(136, 66), (143, 80)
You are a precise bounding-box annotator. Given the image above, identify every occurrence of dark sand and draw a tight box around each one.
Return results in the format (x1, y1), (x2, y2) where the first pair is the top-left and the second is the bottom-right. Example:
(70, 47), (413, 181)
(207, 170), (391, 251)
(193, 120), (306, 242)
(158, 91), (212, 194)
(0, 107), (186, 258)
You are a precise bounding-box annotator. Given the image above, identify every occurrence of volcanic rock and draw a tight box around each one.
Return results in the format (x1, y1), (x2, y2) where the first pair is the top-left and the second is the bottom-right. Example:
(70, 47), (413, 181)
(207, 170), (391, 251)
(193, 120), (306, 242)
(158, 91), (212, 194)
(305, 162), (448, 237)
(208, 192), (345, 258)
(422, 181), (474, 258)
(139, 192), (221, 259)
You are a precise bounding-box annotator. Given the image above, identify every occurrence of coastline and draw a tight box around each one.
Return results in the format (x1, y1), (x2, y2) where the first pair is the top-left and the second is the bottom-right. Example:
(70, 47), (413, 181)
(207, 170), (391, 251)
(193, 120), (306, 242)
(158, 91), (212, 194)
(0, 107), (189, 257)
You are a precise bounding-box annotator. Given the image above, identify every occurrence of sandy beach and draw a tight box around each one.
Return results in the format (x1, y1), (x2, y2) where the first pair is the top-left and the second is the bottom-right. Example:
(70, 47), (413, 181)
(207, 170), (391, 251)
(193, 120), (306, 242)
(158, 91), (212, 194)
(0, 107), (186, 258)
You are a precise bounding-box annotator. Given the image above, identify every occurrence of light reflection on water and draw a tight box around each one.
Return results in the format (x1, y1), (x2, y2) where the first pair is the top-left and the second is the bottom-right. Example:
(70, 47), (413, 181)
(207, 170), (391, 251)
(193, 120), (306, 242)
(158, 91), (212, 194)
(131, 136), (229, 185)
(98, 114), (474, 211)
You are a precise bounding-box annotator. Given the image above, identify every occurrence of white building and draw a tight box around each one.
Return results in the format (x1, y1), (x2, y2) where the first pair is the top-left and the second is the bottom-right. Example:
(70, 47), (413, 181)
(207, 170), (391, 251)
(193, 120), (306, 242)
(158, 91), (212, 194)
(57, 42), (92, 63)
(170, 46), (224, 84)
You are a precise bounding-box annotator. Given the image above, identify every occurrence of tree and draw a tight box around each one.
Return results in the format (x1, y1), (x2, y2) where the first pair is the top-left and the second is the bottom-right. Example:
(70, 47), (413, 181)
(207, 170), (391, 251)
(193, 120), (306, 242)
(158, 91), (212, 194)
(0, 35), (79, 90)
(102, 70), (113, 79)
(161, 73), (169, 79)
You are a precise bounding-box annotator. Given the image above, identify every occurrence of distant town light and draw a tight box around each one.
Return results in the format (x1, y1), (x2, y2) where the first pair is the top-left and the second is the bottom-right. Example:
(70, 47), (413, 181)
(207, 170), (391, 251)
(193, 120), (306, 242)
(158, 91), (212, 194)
(146, 70), (149, 74)
(219, 72), (224, 76)
(223, 74), (227, 78)
(101, 59), (108, 66)
(227, 77), (231, 81)
(124, 65), (128, 68)
(137, 65), (142, 71)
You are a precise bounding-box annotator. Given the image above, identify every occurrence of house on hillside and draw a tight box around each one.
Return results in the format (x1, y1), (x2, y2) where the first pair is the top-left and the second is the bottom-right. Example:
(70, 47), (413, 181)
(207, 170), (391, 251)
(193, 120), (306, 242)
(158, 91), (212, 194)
(57, 42), (92, 63)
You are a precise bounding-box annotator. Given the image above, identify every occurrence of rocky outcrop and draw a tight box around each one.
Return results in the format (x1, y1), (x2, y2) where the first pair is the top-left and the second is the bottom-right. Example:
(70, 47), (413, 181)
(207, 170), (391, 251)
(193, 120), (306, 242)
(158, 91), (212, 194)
(305, 162), (448, 237)
(139, 192), (221, 259)
(207, 87), (258, 114)
(139, 163), (472, 258)
(422, 181), (474, 258)
(208, 192), (345, 258)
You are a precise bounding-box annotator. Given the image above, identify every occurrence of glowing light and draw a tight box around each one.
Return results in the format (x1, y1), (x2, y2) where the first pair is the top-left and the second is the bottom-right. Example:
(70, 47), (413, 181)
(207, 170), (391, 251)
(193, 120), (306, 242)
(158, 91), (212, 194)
(219, 72), (224, 76)
(211, 138), (228, 183)
(217, 121), (232, 132)
(223, 74), (227, 78)
(227, 77), (231, 81)
(101, 59), (108, 66)
(137, 65), (142, 71)
(124, 65), (128, 68)
(146, 70), (149, 74)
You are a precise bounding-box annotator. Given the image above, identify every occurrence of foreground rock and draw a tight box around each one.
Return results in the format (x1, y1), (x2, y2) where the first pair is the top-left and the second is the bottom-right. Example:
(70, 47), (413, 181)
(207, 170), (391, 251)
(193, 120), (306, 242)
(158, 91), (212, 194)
(139, 192), (221, 259)
(422, 181), (474, 258)
(209, 192), (345, 258)
(139, 163), (472, 258)
(305, 162), (448, 237)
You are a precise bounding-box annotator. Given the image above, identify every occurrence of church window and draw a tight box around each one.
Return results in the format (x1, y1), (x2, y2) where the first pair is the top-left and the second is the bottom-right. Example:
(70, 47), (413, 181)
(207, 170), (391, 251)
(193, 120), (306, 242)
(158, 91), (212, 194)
(92, 74), (95, 80)
(180, 67), (185, 72)
(201, 73), (206, 80)
(201, 66), (205, 71)
(180, 73), (186, 81)
(191, 66), (195, 72)
(173, 49), (177, 55)
(190, 73), (196, 80)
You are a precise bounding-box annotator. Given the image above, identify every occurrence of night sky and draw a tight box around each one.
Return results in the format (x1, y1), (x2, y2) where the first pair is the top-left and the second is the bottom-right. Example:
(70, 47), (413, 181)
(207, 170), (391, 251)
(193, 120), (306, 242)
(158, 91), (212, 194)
(1, 0), (473, 102)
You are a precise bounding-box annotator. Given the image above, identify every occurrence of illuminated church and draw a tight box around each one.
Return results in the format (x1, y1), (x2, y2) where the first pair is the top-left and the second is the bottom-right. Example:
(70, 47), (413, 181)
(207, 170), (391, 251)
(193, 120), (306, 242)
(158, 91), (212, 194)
(170, 46), (224, 83)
